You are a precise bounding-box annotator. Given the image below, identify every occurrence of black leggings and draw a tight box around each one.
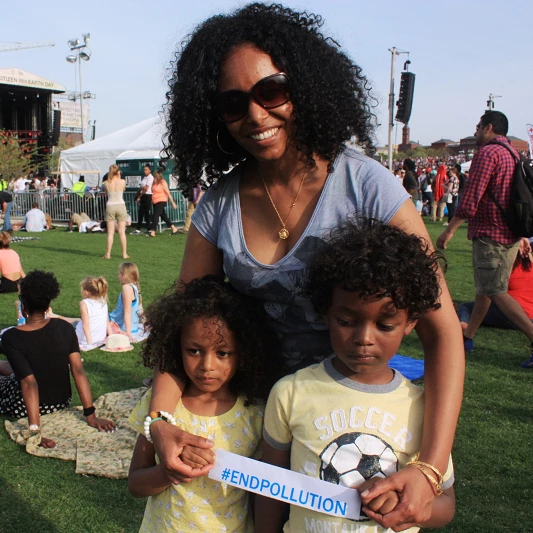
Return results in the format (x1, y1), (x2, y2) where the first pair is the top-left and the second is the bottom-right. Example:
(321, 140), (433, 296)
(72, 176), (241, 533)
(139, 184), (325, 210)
(151, 202), (173, 231)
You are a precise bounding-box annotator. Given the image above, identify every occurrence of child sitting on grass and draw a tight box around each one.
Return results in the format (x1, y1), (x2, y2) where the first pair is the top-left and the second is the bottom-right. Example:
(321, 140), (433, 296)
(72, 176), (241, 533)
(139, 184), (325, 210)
(255, 220), (456, 533)
(128, 277), (282, 533)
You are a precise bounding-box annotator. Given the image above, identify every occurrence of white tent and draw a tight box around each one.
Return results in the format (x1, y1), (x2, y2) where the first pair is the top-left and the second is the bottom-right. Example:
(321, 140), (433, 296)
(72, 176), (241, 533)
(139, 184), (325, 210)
(59, 116), (165, 188)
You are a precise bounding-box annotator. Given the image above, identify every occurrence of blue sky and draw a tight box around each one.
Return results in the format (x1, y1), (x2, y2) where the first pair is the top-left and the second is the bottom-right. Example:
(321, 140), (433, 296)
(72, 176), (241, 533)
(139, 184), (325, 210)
(3, 0), (532, 147)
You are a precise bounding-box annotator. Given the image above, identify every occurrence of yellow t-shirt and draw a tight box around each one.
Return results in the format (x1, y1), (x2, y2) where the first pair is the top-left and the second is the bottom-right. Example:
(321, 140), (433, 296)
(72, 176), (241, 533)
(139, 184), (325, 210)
(129, 390), (264, 533)
(264, 356), (454, 533)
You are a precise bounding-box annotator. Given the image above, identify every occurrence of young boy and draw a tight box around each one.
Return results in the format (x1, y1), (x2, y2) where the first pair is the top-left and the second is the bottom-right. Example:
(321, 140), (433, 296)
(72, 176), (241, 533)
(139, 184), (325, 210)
(256, 220), (455, 533)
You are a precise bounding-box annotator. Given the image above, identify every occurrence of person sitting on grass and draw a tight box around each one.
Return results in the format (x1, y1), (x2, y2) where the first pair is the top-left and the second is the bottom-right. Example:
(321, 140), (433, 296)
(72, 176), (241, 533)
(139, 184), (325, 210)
(0, 231), (25, 293)
(255, 219), (456, 533)
(0, 270), (115, 448)
(22, 202), (48, 232)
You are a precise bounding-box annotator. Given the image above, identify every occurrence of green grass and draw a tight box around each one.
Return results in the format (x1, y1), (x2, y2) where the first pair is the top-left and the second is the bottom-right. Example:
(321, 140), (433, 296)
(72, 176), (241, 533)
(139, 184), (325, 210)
(1, 224), (532, 532)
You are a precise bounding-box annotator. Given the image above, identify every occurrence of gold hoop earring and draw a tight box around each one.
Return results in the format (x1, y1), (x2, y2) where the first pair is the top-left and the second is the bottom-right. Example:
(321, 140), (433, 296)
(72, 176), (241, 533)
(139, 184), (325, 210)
(216, 130), (238, 155)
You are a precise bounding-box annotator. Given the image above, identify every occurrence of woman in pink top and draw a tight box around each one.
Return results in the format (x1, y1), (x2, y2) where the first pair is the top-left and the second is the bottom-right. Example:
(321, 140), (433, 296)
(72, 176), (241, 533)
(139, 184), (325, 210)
(147, 171), (178, 238)
(0, 231), (25, 293)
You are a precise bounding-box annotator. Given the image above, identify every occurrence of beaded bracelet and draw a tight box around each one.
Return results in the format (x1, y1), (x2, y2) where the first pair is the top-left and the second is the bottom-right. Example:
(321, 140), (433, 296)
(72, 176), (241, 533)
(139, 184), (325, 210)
(143, 411), (178, 443)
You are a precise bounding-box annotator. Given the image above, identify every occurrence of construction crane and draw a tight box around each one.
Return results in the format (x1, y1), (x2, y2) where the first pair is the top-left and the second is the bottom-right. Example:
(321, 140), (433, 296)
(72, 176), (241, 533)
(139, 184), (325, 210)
(0, 41), (55, 53)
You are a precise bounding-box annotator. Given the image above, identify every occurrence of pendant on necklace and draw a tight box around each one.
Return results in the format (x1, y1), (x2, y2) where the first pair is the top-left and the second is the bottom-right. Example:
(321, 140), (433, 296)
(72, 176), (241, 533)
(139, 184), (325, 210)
(279, 228), (289, 240)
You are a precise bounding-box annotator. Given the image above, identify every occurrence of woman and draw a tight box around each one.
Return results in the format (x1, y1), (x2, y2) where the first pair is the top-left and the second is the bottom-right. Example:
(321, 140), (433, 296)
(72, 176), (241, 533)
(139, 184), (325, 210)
(150, 4), (464, 529)
(103, 164), (129, 259)
(147, 171), (179, 238)
(0, 231), (24, 293)
(445, 166), (460, 225)
(431, 164), (448, 222)
(0, 271), (115, 448)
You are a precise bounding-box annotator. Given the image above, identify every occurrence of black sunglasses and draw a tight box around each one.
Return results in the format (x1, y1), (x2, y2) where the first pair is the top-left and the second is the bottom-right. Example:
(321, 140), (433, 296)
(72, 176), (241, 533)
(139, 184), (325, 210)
(215, 73), (292, 123)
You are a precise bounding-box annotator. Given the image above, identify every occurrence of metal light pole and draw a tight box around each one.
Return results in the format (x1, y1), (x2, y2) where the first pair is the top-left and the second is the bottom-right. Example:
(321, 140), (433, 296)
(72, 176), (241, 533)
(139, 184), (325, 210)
(387, 47), (409, 169)
(66, 33), (91, 143)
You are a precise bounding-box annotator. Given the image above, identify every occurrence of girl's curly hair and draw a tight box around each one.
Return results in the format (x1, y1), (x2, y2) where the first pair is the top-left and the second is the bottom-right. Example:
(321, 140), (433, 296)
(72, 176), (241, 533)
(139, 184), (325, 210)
(164, 2), (377, 197)
(308, 220), (443, 321)
(19, 270), (61, 313)
(142, 276), (283, 404)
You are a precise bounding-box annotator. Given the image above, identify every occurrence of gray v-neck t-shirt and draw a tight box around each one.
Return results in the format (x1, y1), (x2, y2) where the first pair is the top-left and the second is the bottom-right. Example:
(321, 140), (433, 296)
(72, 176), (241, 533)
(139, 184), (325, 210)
(192, 147), (409, 369)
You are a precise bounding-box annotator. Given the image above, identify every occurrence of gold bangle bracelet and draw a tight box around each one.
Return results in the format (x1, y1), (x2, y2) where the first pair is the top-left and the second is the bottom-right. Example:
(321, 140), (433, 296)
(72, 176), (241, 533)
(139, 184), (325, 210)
(406, 458), (444, 485)
(410, 463), (443, 496)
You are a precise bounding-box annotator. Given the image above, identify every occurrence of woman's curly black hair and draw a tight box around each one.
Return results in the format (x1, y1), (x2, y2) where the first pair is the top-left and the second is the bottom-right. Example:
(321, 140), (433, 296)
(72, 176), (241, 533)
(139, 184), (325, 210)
(19, 270), (61, 313)
(308, 220), (443, 321)
(164, 2), (377, 196)
(142, 276), (283, 405)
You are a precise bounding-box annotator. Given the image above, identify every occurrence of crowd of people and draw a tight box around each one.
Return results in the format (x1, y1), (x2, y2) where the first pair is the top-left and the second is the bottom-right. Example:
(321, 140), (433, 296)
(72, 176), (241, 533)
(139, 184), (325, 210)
(1, 3), (532, 533)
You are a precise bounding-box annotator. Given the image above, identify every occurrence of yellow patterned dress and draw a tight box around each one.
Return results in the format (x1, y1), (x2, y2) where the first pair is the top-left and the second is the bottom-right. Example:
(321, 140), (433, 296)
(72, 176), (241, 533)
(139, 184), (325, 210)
(129, 390), (264, 533)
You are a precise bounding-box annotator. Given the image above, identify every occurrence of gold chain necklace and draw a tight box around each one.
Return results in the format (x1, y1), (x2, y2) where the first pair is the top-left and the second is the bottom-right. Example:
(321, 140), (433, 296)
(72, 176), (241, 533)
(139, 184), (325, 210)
(259, 165), (307, 240)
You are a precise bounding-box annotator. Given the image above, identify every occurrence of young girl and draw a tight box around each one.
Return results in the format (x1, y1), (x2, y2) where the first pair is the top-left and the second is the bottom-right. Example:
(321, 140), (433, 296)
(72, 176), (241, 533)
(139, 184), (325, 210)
(76, 277), (109, 350)
(128, 277), (282, 533)
(109, 262), (146, 342)
(48, 277), (109, 351)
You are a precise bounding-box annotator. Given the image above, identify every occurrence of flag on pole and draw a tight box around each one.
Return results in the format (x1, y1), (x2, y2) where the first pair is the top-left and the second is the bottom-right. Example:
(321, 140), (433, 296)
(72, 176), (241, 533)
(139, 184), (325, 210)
(527, 124), (533, 158)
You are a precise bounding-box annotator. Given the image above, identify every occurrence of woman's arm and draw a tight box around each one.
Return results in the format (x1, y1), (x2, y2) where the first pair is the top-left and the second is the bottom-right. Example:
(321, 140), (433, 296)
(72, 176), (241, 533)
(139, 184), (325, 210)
(19, 375), (55, 448)
(121, 283), (134, 341)
(69, 351), (115, 431)
(128, 434), (172, 498)
(148, 228), (223, 483)
(164, 182), (177, 209)
(361, 199), (465, 529)
(80, 300), (92, 346)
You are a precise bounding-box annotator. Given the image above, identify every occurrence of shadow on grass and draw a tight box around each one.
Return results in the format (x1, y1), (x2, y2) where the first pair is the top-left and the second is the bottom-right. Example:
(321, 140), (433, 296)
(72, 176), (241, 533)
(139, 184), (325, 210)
(0, 473), (58, 532)
(24, 245), (93, 256)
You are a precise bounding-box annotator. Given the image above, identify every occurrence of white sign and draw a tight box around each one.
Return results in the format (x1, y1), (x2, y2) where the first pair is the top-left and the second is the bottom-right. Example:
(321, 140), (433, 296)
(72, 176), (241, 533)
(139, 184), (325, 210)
(53, 100), (89, 131)
(0, 68), (65, 92)
(209, 449), (361, 520)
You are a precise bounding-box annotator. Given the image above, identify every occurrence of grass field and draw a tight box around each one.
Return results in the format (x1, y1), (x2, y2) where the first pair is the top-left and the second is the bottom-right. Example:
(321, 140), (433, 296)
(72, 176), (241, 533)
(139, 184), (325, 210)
(0, 223), (532, 532)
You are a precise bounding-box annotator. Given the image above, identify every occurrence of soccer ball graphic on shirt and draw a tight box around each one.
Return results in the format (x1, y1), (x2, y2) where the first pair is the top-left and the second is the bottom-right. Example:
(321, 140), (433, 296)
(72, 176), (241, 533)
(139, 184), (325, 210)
(320, 432), (398, 520)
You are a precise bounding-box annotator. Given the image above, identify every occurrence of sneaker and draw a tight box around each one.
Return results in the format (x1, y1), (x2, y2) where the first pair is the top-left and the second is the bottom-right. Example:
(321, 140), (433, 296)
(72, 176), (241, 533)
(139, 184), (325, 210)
(520, 349), (533, 368)
(131, 229), (141, 235)
(463, 335), (474, 353)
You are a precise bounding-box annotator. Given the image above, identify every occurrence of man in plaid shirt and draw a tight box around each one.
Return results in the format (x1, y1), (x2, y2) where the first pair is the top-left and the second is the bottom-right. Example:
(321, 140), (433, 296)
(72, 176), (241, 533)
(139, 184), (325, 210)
(437, 111), (533, 366)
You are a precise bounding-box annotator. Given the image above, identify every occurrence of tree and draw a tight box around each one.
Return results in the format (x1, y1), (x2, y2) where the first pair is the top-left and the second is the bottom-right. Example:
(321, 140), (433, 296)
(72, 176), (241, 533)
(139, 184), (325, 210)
(0, 131), (42, 181)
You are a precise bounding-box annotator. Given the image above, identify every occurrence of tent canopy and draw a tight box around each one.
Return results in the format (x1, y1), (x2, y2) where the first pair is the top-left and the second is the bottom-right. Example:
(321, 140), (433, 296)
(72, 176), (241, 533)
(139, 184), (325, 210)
(59, 116), (165, 188)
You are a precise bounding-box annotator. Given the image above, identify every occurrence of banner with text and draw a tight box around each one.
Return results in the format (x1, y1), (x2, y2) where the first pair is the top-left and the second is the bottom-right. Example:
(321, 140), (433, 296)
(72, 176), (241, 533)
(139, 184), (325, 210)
(209, 449), (360, 520)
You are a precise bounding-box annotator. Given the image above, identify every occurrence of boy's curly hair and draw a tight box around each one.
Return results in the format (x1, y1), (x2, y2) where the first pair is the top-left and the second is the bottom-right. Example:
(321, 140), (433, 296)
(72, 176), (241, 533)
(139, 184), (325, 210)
(164, 2), (377, 197)
(19, 270), (61, 313)
(142, 276), (283, 404)
(308, 220), (443, 320)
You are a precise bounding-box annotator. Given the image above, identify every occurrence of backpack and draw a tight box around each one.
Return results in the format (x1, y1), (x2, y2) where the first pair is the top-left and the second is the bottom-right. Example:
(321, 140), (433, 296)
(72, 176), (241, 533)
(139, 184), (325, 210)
(488, 141), (533, 238)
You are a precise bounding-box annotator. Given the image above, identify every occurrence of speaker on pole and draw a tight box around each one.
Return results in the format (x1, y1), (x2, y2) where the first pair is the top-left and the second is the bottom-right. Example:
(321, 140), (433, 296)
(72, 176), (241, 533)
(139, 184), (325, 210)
(52, 109), (61, 146)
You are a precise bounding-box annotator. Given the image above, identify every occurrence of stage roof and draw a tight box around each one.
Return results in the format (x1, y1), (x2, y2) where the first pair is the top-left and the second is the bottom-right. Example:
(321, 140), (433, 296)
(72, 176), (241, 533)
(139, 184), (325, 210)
(0, 68), (65, 93)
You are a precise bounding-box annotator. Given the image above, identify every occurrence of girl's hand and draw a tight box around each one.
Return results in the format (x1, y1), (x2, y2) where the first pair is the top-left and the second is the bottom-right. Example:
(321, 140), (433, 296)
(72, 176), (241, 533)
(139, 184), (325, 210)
(151, 422), (214, 484)
(171, 202), (177, 210)
(40, 436), (57, 449)
(357, 478), (399, 515)
(87, 414), (116, 432)
(181, 444), (216, 468)
(359, 466), (434, 530)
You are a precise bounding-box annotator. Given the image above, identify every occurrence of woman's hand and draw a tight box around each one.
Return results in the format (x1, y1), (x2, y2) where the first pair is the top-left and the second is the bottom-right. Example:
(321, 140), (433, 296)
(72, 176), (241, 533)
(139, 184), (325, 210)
(150, 421), (214, 485)
(40, 436), (57, 449)
(86, 414), (116, 432)
(359, 466), (434, 531)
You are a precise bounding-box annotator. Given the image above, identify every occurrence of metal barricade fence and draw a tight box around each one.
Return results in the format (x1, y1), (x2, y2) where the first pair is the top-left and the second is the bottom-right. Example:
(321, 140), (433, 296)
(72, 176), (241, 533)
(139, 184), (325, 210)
(11, 191), (188, 226)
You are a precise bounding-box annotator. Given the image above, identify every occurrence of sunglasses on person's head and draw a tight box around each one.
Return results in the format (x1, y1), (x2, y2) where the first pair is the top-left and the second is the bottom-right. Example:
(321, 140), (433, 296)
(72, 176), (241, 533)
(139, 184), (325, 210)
(215, 73), (292, 123)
